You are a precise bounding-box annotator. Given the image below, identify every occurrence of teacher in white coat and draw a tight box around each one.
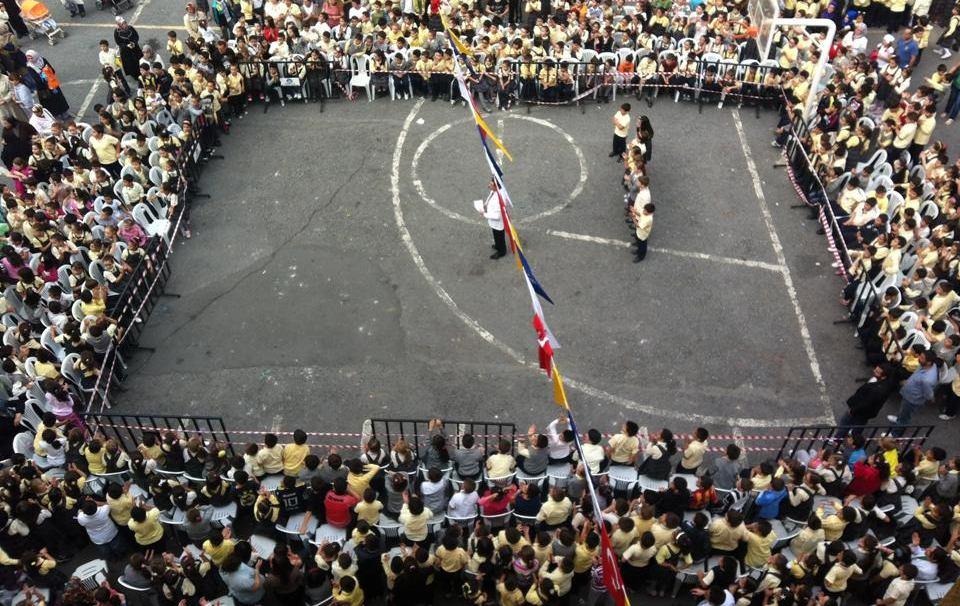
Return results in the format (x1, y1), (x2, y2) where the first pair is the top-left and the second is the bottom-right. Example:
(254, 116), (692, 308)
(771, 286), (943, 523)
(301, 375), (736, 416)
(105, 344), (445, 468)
(477, 179), (507, 260)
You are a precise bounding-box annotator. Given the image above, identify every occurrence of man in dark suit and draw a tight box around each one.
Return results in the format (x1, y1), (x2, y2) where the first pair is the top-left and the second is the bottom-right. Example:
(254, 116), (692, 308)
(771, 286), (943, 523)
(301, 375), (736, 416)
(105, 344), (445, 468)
(836, 364), (897, 437)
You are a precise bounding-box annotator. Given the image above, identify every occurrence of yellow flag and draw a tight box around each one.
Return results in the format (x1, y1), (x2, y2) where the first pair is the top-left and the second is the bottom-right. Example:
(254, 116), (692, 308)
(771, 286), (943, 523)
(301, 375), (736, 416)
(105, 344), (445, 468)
(474, 109), (514, 162)
(439, 13), (473, 57)
(552, 362), (569, 409)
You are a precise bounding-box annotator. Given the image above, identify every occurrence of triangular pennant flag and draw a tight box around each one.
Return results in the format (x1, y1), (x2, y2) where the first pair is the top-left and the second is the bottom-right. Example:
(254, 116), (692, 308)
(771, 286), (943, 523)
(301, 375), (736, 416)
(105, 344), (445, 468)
(440, 13), (473, 57)
(524, 276), (560, 349)
(538, 335), (554, 377)
(534, 314), (554, 377)
(479, 131), (504, 179)
(516, 248), (554, 304)
(474, 110), (513, 162)
(551, 362), (568, 408)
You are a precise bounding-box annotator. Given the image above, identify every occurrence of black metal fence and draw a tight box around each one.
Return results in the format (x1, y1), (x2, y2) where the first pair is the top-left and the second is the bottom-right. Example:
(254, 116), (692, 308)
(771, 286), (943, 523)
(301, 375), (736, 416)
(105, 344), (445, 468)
(80, 411), (236, 457)
(367, 418), (516, 458)
(777, 424), (937, 459)
(84, 120), (217, 413)
(234, 55), (784, 112)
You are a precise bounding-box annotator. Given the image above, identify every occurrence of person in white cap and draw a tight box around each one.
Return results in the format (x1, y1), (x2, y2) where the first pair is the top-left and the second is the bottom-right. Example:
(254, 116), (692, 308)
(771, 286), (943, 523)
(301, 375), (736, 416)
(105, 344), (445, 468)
(114, 16), (142, 80)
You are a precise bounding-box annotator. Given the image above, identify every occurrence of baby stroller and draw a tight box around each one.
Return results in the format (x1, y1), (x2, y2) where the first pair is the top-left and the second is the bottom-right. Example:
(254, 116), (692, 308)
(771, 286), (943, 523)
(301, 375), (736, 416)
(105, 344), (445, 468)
(19, 0), (65, 44)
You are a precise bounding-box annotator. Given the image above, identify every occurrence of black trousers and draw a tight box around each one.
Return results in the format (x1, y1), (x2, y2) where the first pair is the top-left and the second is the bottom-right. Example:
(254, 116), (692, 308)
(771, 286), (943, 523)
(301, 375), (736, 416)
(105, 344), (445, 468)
(634, 235), (648, 260)
(492, 228), (506, 254)
(612, 134), (626, 157)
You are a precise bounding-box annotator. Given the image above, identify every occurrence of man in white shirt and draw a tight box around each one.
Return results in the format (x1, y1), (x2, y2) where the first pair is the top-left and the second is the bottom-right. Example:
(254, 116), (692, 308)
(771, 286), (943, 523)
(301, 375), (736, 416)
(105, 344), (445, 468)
(77, 499), (127, 559)
(447, 479), (480, 518)
(545, 416), (574, 463)
(477, 180), (506, 259)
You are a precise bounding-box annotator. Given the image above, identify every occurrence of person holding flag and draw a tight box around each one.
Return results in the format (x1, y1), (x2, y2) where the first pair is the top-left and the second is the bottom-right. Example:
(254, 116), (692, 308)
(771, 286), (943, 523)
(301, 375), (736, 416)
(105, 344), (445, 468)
(475, 179), (506, 259)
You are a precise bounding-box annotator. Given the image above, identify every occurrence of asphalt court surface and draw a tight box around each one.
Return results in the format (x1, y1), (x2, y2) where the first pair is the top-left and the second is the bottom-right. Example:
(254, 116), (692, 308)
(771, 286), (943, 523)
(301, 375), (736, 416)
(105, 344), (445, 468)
(16, 1), (954, 445)
(115, 99), (872, 439)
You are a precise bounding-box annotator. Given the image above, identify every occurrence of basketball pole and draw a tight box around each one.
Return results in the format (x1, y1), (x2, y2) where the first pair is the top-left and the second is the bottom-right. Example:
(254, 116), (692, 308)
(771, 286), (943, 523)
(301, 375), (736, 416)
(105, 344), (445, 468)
(760, 17), (837, 121)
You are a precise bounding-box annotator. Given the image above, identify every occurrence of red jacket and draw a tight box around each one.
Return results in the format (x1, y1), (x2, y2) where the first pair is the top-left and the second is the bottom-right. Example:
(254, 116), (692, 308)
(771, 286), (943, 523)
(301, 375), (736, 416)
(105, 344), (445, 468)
(478, 485), (517, 515)
(845, 461), (881, 496)
(324, 491), (358, 528)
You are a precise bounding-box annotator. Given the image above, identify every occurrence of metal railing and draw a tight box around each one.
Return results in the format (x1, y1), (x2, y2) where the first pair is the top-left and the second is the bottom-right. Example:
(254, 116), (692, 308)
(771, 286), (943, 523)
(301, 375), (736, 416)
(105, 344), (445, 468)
(234, 55), (784, 110)
(80, 411), (236, 457)
(777, 424), (937, 459)
(84, 120), (216, 413)
(367, 418), (516, 459)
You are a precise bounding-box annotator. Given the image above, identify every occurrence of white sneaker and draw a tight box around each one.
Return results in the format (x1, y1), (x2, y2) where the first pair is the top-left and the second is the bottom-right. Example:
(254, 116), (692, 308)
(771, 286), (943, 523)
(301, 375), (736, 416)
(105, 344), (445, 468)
(943, 49), (953, 59)
(939, 414), (955, 420)
(717, 101), (723, 109)
(886, 415), (899, 423)
(674, 90), (680, 102)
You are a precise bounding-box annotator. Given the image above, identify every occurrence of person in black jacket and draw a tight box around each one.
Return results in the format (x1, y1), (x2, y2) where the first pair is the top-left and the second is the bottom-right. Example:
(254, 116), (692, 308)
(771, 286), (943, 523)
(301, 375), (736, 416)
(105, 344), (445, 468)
(837, 365), (897, 437)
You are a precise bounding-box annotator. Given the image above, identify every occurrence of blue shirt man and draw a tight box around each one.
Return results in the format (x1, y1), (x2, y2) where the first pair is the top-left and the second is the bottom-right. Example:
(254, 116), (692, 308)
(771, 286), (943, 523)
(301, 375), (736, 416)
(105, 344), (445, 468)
(891, 352), (938, 434)
(895, 32), (919, 68)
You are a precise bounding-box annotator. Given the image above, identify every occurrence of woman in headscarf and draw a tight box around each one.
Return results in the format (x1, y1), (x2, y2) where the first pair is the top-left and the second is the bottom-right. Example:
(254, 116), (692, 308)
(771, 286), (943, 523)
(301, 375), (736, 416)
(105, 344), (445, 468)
(0, 71), (27, 122)
(113, 16), (142, 80)
(25, 50), (69, 119)
(27, 104), (54, 136)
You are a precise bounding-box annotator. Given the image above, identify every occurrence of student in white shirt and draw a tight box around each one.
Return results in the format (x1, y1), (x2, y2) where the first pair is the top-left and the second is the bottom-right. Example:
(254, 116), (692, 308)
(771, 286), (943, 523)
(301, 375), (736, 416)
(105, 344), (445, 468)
(448, 479), (480, 518)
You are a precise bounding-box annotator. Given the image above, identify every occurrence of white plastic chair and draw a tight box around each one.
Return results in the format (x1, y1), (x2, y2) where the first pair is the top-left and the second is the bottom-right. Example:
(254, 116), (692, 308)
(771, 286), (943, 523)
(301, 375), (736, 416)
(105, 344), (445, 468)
(312, 524), (347, 545)
(132, 203), (172, 246)
(856, 149), (887, 174)
(480, 508), (513, 529)
(350, 54), (373, 102)
(12, 432), (33, 457)
(275, 512), (318, 539)
(608, 465), (639, 493)
(73, 558), (109, 590)
(250, 534), (277, 559)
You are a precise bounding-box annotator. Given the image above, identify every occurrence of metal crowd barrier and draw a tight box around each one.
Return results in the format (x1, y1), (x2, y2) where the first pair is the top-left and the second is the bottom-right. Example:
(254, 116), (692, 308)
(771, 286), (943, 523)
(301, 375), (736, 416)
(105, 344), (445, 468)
(780, 111), (908, 372)
(367, 418), (517, 458)
(80, 411), (236, 457)
(778, 424), (937, 458)
(84, 117), (219, 413)
(233, 56), (784, 112)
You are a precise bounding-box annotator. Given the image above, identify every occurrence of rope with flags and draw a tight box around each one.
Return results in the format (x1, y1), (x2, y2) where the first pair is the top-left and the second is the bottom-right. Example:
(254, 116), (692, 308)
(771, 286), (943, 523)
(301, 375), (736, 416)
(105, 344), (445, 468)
(438, 11), (630, 606)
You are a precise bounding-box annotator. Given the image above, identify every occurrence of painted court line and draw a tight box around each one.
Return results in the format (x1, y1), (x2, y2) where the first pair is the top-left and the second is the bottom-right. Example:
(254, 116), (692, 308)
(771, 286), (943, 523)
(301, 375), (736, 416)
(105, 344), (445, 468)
(732, 109), (835, 423)
(546, 229), (784, 272)
(62, 22), (185, 30)
(392, 101), (835, 428)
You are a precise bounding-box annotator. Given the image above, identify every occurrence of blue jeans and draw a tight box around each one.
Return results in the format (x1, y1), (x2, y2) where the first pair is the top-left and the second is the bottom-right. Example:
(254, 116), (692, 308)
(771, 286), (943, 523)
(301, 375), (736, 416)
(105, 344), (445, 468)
(946, 86), (960, 119)
(94, 531), (128, 560)
(891, 399), (922, 436)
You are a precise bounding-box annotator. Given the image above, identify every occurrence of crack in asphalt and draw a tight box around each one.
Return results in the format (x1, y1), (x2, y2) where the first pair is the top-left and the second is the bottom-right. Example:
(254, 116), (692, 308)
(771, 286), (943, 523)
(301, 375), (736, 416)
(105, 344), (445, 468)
(139, 153), (372, 355)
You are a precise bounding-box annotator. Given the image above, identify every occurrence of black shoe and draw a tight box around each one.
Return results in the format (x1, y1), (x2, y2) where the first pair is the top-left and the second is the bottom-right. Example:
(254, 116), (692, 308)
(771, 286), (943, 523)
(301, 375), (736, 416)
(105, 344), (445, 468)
(608, 152), (617, 157)
(490, 252), (506, 259)
(633, 257), (644, 263)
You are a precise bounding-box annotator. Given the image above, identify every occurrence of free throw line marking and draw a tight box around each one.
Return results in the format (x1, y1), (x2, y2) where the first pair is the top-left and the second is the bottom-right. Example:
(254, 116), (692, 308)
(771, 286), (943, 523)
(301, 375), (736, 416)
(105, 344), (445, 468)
(546, 229), (784, 272)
